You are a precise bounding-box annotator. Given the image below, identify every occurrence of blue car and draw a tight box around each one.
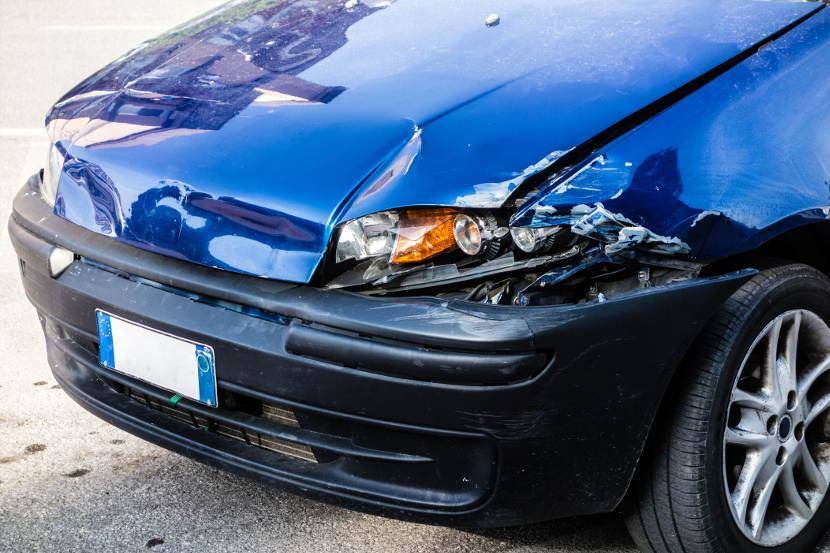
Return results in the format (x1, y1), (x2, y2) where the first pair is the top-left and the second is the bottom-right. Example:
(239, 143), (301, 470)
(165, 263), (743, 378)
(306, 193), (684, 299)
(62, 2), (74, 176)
(11, 1), (830, 550)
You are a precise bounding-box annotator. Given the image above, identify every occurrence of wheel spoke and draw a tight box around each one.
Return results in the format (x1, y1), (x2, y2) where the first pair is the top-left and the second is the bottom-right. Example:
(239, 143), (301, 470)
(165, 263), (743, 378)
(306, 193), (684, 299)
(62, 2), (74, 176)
(782, 312), (801, 387)
(779, 459), (812, 520)
(806, 393), (830, 426)
(764, 318), (784, 402)
(798, 442), (828, 493)
(748, 454), (784, 539)
(732, 446), (774, 523)
(731, 388), (774, 413)
(725, 426), (772, 449)
(784, 311), (801, 374)
(799, 356), (830, 402)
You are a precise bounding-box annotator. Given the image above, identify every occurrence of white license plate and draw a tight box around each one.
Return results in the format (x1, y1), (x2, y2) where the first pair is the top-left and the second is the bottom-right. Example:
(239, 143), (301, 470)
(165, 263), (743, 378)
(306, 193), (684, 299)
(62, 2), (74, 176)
(96, 310), (218, 407)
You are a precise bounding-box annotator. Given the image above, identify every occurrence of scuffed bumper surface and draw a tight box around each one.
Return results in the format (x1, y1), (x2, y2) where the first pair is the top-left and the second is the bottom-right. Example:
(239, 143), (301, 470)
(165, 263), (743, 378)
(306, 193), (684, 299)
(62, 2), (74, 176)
(11, 178), (753, 525)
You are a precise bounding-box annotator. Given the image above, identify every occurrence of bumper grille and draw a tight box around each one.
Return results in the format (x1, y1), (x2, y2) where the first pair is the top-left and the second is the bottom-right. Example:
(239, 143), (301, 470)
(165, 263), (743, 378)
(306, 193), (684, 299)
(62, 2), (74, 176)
(123, 386), (318, 463)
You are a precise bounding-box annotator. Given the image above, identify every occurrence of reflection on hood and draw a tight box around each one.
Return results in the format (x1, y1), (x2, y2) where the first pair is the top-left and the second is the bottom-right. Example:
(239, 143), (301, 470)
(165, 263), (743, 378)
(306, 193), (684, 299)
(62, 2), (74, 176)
(44, 0), (822, 282)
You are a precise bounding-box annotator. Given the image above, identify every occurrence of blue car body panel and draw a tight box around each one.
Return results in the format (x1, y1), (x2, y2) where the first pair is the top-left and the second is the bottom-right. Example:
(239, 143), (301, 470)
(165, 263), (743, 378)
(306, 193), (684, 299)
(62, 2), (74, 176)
(45, 0), (824, 283)
(513, 7), (830, 260)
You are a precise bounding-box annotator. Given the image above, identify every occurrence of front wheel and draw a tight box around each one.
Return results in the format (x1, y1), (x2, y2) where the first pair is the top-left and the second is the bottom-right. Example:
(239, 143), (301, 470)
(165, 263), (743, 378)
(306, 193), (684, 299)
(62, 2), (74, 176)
(625, 264), (830, 552)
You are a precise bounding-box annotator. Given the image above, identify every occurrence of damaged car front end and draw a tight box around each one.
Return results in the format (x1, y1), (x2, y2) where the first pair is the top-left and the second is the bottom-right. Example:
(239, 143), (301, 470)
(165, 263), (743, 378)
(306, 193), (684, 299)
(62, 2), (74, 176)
(12, 0), (830, 550)
(11, 173), (753, 522)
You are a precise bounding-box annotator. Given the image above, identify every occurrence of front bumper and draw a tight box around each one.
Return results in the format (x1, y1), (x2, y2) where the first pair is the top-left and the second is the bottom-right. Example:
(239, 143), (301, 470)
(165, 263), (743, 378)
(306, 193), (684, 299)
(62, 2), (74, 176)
(10, 175), (752, 526)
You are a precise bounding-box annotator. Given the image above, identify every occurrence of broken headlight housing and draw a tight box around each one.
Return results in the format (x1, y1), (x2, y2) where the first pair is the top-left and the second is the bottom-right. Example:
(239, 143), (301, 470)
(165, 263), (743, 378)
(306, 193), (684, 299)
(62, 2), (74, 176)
(40, 142), (64, 206)
(326, 207), (570, 289)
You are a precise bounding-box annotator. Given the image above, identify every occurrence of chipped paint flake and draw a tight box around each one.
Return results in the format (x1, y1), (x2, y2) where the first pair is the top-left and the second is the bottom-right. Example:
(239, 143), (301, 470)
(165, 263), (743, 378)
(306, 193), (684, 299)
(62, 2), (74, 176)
(691, 210), (721, 227)
(571, 204), (690, 256)
(532, 205), (558, 215)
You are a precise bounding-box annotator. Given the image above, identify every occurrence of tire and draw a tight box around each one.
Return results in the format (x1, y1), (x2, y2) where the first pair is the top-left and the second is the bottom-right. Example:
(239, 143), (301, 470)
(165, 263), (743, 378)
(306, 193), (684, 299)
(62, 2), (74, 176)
(624, 263), (830, 553)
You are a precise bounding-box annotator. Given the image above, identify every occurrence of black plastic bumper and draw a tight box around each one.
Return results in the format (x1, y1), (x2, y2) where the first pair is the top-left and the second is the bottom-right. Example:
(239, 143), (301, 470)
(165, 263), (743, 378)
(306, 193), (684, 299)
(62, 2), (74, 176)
(10, 175), (754, 526)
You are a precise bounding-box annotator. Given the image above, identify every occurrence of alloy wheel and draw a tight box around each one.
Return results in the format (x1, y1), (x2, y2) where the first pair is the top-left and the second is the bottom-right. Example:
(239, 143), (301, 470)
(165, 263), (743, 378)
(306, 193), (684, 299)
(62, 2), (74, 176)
(723, 310), (830, 546)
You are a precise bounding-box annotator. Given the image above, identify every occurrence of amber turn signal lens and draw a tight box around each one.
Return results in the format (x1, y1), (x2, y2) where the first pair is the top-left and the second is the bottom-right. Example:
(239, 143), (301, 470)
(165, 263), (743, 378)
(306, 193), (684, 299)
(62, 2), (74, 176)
(391, 208), (458, 264)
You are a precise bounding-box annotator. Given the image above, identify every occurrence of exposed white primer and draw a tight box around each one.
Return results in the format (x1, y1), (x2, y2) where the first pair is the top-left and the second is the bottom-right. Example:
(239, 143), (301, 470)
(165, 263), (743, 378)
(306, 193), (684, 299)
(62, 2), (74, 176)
(532, 205), (559, 215)
(690, 210), (721, 227)
(455, 149), (571, 207)
(571, 203), (690, 256)
(570, 204), (595, 216)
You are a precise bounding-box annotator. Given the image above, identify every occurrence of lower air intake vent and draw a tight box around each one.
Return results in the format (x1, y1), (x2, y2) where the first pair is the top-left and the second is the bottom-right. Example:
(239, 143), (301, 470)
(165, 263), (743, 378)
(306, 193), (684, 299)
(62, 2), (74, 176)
(122, 386), (317, 463)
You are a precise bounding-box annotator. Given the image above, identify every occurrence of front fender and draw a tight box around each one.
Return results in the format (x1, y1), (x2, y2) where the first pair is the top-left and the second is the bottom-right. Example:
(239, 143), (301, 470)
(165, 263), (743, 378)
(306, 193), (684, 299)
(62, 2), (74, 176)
(512, 8), (830, 262)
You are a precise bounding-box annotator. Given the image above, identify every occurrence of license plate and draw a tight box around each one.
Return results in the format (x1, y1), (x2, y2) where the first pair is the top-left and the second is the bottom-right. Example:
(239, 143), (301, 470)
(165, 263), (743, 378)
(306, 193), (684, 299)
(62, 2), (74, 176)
(96, 310), (218, 407)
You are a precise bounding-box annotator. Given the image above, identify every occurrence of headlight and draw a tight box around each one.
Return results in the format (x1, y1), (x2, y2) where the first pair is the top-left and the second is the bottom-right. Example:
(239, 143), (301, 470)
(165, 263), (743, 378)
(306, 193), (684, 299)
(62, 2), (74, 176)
(335, 208), (463, 266)
(330, 208), (498, 287)
(40, 143), (65, 206)
(335, 211), (400, 263)
(328, 207), (569, 288)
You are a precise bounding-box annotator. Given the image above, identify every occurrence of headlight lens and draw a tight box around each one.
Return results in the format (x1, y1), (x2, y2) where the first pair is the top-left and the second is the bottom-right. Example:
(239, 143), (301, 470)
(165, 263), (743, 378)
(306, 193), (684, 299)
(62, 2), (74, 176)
(392, 208), (457, 264)
(335, 211), (399, 263)
(453, 214), (484, 256)
(335, 208), (462, 266)
(41, 143), (64, 206)
(329, 208), (565, 288)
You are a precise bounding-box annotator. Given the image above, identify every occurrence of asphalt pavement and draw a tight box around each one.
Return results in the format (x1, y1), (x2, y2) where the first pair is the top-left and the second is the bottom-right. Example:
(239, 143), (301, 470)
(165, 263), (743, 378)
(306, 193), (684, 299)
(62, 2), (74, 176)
(0, 2), (821, 552)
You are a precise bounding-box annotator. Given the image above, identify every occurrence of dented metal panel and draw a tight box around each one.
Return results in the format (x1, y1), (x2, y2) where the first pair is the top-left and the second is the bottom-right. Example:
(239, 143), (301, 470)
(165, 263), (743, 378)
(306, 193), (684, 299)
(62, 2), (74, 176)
(514, 7), (830, 261)
(46, 0), (818, 282)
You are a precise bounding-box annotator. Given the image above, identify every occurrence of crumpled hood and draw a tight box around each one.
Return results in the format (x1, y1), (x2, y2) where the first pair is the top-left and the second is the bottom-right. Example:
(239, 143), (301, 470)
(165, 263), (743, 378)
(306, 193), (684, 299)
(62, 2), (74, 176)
(46, 0), (816, 282)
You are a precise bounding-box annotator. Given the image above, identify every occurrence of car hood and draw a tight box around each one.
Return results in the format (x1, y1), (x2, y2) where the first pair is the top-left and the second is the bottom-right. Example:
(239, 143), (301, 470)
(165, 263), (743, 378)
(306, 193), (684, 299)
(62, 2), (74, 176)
(46, 0), (816, 283)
